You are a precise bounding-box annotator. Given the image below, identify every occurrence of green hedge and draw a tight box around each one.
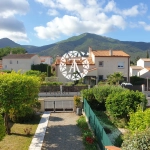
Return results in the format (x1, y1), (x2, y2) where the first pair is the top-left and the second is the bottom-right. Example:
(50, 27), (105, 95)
(0, 115), (5, 141)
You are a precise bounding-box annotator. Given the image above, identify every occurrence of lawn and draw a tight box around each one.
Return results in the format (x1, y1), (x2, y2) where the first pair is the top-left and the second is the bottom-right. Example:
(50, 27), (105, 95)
(0, 114), (41, 150)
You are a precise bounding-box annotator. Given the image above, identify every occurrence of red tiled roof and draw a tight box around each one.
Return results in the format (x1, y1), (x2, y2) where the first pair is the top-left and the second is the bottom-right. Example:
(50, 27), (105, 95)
(130, 66), (143, 69)
(92, 50), (129, 57)
(140, 58), (150, 61)
(2, 54), (36, 59)
(55, 57), (95, 65)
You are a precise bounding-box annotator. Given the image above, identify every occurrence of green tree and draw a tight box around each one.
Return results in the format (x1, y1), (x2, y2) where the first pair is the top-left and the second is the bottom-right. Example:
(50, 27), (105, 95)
(0, 72), (41, 134)
(106, 90), (147, 121)
(0, 47), (26, 59)
(147, 50), (149, 58)
(47, 65), (51, 77)
(107, 72), (124, 85)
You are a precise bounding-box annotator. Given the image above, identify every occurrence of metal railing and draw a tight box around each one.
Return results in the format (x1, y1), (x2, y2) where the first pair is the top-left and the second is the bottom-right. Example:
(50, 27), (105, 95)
(83, 99), (112, 150)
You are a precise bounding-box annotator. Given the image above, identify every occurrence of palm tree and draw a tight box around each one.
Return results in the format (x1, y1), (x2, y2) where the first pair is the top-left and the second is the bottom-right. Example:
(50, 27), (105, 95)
(107, 72), (124, 85)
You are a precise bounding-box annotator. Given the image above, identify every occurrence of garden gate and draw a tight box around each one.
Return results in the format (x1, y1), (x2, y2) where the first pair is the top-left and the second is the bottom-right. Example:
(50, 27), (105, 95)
(44, 100), (74, 112)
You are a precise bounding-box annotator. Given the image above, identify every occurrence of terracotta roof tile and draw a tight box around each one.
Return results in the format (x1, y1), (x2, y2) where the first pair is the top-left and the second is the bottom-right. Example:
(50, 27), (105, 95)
(140, 58), (150, 61)
(92, 50), (129, 57)
(2, 54), (36, 59)
(130, 66), (143, 69)
(145, 67), (150, 71)
(55, 57), (95, 65)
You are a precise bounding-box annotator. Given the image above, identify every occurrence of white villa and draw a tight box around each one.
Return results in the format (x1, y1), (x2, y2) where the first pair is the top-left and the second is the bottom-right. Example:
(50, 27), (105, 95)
(2, 54), (41, 72)
(55, 47), (130, 85)
(130, 58), (150, 78)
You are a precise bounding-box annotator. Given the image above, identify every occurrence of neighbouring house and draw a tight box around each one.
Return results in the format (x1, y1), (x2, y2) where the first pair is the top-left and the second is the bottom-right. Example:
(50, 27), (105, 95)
(2, 54), (41, 72)
(40, 56), (53, 65)
(130, 58), (150, 78)
(55, 47), (130, 85)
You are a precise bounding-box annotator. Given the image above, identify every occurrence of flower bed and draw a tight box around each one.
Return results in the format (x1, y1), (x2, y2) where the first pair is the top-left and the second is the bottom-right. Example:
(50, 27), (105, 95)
(77, 116), (98, 150)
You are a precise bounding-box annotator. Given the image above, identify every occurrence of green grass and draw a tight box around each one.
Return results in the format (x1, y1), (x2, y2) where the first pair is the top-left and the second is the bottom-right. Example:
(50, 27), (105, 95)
(0, 114), (41, 150)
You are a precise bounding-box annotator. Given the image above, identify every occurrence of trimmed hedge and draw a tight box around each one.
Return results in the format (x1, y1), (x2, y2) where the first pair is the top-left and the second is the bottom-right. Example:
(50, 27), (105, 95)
(0, 115), (5, 141)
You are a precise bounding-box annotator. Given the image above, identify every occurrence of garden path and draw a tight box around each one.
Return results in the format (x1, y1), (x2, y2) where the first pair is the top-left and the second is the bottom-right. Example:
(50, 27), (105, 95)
(41, 112), (85, 150)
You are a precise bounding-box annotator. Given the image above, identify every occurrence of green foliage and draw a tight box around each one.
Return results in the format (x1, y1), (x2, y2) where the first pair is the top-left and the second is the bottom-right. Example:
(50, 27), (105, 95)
(93, 85), (125, 103)
(128, 108), (150, 132)
(0, 72), (41, 133)
(121, 129), (150, 150)
(47, 65), (51, 77)
(130, 76), (145, 85)
(81, 88), (95, 102)
(9, 106), (35, 123)
(77, 116), (98, 150)
(107, 72), (124, 85)
(31, 63), (48, 72)
(0, 47), (26, 59)
(105, 90), (147, 120)
(74, 95), (81, 107)
(0, 115), (5, 141)
(41, 81), (63, 85)
(25, 70), (46, 81)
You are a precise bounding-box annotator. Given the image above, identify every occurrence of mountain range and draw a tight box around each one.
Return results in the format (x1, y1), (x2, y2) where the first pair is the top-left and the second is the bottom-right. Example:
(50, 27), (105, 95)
(0, 33), (150, 61)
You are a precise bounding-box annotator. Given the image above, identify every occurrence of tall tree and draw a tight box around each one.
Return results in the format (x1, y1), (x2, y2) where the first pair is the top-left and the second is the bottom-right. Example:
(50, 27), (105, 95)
(0, 72), (40, 134)
(147, 50), (149, 58)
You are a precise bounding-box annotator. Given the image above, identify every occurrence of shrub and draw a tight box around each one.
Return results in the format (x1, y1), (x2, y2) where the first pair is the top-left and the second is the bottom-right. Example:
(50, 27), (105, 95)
(128, 108), (150, 132)
(122, 129), (150, 150)
(0, 114), (5, 141)
(74, 95), (81, 107)
(9, 105), (36, 123)
(106, 90), (147, 121)
(93, 85), (125, 103)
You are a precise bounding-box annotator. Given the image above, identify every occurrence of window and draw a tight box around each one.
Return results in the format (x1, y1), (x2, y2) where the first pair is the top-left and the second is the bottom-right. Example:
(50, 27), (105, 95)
(10, 60), (12, 64)
(5, 65), (7, 68)
(17, 61), (18, 64)
(98, 75), (103, 81)
(99, 61), (104, 67)
(118, 62), (124, 68)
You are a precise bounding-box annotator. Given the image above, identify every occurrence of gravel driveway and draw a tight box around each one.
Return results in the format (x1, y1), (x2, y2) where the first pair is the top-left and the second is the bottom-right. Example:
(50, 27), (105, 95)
(41, 112), (85, 150)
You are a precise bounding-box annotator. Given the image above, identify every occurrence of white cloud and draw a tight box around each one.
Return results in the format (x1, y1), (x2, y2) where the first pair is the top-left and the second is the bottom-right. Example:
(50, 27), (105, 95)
(0, 0), (29, 18)
(47, 9), (59, 16)
(139, 22), (150, 31)
(0, 0), (29, 42)
(34, 0), (147, 40)
(0, 30), (28, 42)
(104, 1), (147, 17)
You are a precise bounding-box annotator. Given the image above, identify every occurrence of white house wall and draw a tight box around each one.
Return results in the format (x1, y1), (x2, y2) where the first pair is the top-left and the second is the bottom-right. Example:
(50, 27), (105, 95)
(56, 64), (96, 83)
(95, 57), (129, 81)
(137, 59), (144, 67)
(3, 55), (41, 72)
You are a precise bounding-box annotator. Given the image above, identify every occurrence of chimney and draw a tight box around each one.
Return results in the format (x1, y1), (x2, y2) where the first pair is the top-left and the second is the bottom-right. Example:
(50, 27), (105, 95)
(89, 47), (92, 56)
(109, 49), (113, 56)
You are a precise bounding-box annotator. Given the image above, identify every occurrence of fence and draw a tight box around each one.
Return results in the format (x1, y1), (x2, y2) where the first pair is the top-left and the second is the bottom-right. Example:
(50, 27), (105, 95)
(83, 99), (112, 150)
(40, 85), (88, 93)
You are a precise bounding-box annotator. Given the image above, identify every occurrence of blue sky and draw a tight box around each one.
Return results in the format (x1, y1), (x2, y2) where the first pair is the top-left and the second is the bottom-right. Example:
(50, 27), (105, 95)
(0, 0), (150, 46)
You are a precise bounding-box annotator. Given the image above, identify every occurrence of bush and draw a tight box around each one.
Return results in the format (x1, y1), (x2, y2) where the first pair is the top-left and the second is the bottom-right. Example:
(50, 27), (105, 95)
(106, 90), (147, 121)
(0, 114), (5, 141)
(74, 95), (81, 107)
(93, 85), (125, 103)
(122, 129), (150, 150)
(130, 76), (145, 85)
(128, 108), (150, 132)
